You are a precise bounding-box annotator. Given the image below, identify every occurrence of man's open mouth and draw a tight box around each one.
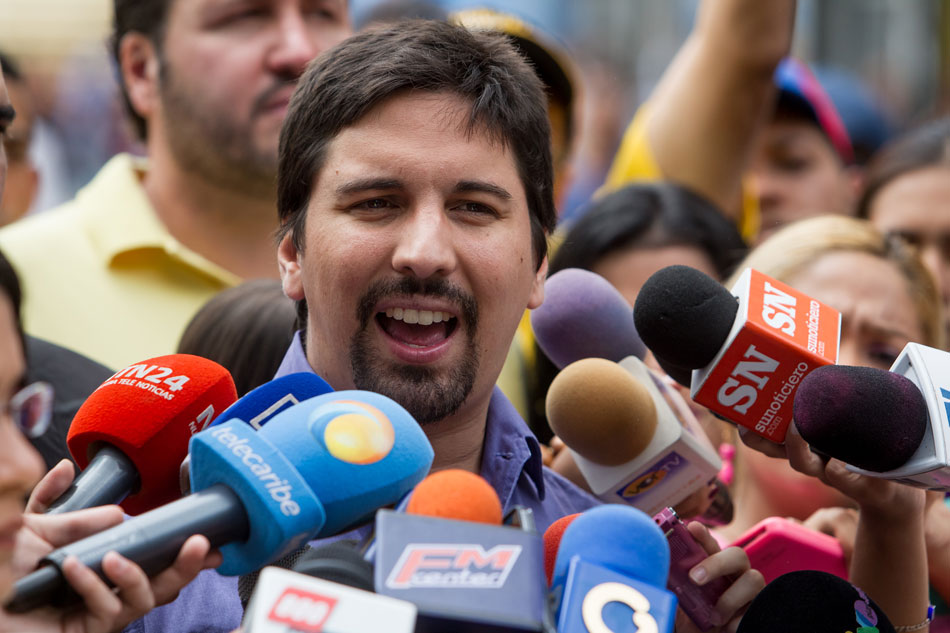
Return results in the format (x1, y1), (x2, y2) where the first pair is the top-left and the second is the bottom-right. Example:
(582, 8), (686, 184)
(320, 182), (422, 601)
(376, 308), (459, 348)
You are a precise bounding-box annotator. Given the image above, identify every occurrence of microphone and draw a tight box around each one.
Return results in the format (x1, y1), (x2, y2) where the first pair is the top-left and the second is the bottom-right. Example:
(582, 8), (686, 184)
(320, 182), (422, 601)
(5, 390), (434, 613)
(546, 356), (720, 515)
(736, 570), (896, 633)
(794, 343), (950, 489)
(634, 265), (841, 442)
(180, 372), (334, 494)
(210, 372), (333, 430)
(543, 514), (579, 586)
(242, 544), (417, 633)
(404, 468), (503, 524)
(47, 354), (238, 516)
(550, 504), (676, 632)
(531, 267), (646, 369)
(374, 470), (549, 632)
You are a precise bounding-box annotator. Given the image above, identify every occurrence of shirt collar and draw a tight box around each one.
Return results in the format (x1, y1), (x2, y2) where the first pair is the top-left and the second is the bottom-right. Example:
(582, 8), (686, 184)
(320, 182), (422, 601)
(78, 153), (241, 286)
(274, 331), (546, 507)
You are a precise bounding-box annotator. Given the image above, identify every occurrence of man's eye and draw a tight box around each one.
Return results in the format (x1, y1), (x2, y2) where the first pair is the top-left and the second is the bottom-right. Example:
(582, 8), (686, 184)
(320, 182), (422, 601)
(455, 202), (497, 216)
(356, 198), (393, 210)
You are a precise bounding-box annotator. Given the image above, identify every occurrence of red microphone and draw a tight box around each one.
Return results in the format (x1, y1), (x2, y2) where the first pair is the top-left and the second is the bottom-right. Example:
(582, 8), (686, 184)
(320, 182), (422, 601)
(543, 513), (579, 586)
(51, 354), (237, 515)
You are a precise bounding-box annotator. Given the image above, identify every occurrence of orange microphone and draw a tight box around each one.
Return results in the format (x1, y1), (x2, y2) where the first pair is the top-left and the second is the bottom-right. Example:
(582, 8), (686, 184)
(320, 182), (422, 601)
(406, 469), (503, 525)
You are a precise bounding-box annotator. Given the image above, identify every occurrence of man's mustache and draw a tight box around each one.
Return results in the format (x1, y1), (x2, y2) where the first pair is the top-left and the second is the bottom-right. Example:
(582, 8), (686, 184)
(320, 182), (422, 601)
(357, 278), (479, 333)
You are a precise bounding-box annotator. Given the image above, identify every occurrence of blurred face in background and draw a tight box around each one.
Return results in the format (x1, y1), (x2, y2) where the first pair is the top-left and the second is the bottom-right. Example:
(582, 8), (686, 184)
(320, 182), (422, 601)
(0, 72), (38, 226)
(148, 0), (352, 195)
(738, 249), (922, 519)
(0, 291), (44, 601)
(748, 115), (856, 243)
(0, 70), (9, 201)
(592, 244), (718, 310)
(0, 68), (45, 601)
(867, 165), (950, 347)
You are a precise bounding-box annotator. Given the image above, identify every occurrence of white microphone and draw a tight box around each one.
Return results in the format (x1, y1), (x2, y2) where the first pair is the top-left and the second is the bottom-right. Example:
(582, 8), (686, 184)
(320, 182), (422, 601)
(546, 355), (721, 516)
(243, 566), (417, 633)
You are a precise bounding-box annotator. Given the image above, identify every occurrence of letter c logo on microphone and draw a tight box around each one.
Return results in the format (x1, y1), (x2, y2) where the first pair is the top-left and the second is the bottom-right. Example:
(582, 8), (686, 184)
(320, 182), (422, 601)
(581, 582), (658, 633)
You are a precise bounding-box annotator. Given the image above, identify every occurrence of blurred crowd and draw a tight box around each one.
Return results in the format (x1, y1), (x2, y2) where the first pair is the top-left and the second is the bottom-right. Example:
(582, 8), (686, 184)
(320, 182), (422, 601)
(0, 0), (948, 631)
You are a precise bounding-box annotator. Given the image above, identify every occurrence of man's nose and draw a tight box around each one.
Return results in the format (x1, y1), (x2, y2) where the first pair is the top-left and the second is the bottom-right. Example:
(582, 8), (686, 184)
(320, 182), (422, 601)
(391, 205), (458, 280)
(266, 8), (320, 78)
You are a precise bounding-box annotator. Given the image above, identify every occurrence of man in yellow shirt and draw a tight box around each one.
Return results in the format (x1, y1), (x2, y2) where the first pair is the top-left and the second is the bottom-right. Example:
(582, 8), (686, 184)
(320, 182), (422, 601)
(0, 0), (352, 369)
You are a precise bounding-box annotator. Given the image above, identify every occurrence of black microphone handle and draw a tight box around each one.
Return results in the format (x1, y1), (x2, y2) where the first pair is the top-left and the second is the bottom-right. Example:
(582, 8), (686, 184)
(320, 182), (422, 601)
(46, 444), (140, 515)
(6, 484), (249, 613)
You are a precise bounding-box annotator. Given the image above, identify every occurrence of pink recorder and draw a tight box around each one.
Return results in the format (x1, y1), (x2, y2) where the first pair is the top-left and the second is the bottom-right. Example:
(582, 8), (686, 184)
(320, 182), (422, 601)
(729, 516), (848, 584)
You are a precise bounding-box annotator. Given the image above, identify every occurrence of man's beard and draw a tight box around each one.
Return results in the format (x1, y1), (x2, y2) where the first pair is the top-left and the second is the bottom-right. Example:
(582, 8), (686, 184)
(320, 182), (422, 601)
(158, 63), (290, 198)
(350, 278), (479, 426)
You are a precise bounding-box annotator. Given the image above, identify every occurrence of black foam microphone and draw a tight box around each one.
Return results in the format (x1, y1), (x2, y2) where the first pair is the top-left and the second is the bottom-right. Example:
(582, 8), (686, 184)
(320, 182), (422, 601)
(793, 364), (928, 472)
(634, 265), (841, 443)
(793, 342), (950, 490)
(737, 571), (896, 633)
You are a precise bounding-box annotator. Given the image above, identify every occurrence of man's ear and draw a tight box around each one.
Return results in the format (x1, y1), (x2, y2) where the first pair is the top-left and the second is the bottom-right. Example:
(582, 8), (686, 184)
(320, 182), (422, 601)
(527, 255), (548, 310)
(277, 230), (305, 301)
(119, 32), (161, 125)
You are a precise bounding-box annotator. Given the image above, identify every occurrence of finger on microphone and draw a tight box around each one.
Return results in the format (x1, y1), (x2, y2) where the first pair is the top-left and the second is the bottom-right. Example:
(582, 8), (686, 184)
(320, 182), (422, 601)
(25, 460), (76, 514)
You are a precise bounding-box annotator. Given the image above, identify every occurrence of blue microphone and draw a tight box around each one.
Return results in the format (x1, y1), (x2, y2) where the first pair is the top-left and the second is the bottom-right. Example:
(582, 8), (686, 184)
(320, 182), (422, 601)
(180, 372), (335, 494)
(5, 390), (434, 612)
(552, 505), (677, 633)
(210, 372), (333, 430)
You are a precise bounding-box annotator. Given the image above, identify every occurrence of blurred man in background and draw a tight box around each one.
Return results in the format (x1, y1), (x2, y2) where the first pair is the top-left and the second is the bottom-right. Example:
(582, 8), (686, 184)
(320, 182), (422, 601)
(0, 51), (38, 226)
(0, 0), (352, 369)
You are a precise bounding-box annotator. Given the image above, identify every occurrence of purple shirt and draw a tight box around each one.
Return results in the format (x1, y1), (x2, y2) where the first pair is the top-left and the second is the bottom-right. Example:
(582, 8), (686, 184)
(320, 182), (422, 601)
(125, 332), (599, 633)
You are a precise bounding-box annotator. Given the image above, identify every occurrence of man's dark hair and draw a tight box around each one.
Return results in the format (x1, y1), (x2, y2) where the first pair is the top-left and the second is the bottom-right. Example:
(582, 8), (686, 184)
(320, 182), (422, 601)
(111, 0), (173, 140)
(277, 19), (557, 272)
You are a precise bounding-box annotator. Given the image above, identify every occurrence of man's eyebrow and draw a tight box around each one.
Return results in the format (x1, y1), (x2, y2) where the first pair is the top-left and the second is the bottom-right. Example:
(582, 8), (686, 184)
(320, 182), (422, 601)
(0, 104), (15, 126)
(454, 180), (512, 200)
(335, 178), (403, 197)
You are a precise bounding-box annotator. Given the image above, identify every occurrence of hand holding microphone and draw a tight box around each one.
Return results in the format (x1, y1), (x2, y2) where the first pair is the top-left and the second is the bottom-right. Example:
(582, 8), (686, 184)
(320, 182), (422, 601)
(6, 390), (433, 613)
(0, 499), (218, 633)
(783, 357), (932, 625)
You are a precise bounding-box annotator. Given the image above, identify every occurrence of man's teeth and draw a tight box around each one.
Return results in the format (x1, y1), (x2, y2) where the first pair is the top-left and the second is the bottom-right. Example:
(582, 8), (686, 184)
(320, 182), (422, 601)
(384, 308), (453, 325)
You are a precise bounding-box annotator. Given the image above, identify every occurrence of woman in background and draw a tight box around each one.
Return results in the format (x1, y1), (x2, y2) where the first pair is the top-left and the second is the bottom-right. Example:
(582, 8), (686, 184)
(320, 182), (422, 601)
(723, 215), (940, 629)
(0, 251), (216, 632)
